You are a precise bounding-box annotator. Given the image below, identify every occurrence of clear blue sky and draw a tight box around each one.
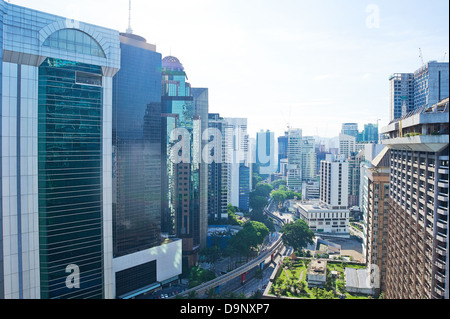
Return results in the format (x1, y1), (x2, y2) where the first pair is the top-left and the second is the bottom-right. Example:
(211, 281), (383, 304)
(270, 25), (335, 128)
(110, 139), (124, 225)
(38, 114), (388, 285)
(10, 0), (449, 138)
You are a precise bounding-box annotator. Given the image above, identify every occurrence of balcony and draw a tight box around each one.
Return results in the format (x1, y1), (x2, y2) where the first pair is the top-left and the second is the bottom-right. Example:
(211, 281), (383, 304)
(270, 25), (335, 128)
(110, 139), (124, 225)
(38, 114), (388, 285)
(436, 232), (447, 243)
(434, 260), (446, 270)
(437, 206), (448, 216)
(435, 273), (446, 284)
(438, 168), (449, 175)
(438, 193), (448, 202)
(382, 134), (449, 153)
(437, 219), (448, 230)
(438, 180), (449, 189)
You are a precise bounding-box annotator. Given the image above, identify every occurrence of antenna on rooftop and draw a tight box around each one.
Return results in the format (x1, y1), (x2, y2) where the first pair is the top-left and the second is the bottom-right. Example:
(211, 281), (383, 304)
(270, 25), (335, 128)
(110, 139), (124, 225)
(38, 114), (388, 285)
(126, 0), (133, 34)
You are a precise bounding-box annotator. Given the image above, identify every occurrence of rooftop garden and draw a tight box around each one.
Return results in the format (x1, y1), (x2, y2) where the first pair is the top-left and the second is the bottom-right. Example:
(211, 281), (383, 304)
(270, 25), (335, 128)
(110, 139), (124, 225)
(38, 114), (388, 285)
(268, 258), (374, 299)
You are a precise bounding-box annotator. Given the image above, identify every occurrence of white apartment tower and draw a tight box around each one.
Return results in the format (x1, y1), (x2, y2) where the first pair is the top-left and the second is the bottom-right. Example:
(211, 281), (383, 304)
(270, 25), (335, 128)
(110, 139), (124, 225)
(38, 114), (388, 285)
(320, 154), (349, 208)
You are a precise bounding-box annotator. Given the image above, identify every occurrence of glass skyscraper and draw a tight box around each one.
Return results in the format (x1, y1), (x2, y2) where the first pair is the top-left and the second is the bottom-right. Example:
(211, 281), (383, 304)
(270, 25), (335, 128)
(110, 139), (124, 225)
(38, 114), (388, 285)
(0, 0), (120, 298)
(111, 32), (181, 299)
(161, 56), (202, 268)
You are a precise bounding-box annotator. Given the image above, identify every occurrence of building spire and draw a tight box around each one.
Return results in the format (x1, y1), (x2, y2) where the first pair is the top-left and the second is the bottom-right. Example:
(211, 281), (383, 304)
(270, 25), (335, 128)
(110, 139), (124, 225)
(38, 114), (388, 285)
(126, 0), (133, 34)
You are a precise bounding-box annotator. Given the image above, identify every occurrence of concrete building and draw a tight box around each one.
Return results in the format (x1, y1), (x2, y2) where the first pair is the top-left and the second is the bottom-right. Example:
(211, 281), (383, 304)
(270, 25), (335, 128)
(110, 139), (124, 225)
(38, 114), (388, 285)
(306, 259), (327, 287)
(295, 201), (350, 238)
(302, 180), (320, 200)
(364, 147), (390, 292)
(320, 154), (349, 208)
(223, 118), (251, 209)
(381, 97), (449, 299)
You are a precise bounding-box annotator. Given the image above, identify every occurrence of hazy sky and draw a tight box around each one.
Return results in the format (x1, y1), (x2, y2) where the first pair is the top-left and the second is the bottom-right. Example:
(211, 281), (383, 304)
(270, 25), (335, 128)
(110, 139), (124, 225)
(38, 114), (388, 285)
(9, 0), (449, 139)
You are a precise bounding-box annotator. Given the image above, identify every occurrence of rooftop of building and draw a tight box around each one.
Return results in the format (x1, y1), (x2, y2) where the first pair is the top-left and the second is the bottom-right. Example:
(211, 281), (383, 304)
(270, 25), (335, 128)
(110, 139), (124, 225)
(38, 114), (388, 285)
(307, 259), (327, 276)
(295, 200), (349, 212)
(381, 98), (449, 152)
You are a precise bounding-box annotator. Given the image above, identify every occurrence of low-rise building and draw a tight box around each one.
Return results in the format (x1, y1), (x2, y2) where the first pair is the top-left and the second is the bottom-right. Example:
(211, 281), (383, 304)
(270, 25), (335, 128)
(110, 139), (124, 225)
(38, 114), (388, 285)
(307, 259), (327, 287)
(295, 200), (350, 238)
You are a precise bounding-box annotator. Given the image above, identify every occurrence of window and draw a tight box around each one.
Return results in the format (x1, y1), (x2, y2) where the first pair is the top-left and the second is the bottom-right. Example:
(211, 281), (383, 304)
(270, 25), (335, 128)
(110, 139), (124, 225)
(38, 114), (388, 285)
(43, 28), (106, 58)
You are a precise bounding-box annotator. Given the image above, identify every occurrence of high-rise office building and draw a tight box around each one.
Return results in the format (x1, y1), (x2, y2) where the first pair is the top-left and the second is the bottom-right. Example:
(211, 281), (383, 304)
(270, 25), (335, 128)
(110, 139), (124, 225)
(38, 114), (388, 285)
(223, 118), (250, 209)
(414, 61), (449, 110)
(207, 113), (228, 222)
(191, 88), (209, 250)
(348, 151), (365, 208)
(389, 61), (449, 122)
(256, 129), (277, 175)
(362, 123), (379, 144)
(161, 56), (203, 268)
(341, 123), (359, 138)
(389, 73), (415, 121)
(277, 132), (288, 173)
(301, 136), (316, 181)
(111, 31), (181, 298)
(0, 1), (120, 298)
(287, 128), (302, 192)
(381, 97), (449, 299)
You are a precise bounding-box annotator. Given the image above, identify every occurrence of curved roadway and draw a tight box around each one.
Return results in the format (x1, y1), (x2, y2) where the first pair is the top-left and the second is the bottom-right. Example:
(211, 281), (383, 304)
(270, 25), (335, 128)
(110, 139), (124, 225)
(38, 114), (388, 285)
(175, 199), (287, 298)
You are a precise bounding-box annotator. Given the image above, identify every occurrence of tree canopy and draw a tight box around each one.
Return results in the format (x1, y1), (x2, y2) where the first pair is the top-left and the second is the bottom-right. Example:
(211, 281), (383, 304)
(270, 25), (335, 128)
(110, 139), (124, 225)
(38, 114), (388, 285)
(279, 219), (314, 252)
(228, 221), (269, 258)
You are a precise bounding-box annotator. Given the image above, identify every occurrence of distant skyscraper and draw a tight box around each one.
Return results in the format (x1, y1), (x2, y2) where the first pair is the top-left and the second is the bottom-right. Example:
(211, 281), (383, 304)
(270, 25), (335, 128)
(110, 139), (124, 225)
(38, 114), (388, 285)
(389, 73), (415, 121)
(0, 1), (120, 298)
(161, 56), (203, 268)
(414, 61), (449, 110)
(389, 61), (449, 122)
(362, 123), (379, 143)
(207, 113), (228, 221)
(301, 136), (317, 181)
(223, 118), (250, 209)
(287, 128), (302, 191)
(256, 130), (277, 175)
(191, 87), (209, 251)
(341, 123), (359, 137)
(277, 132), (288, 173)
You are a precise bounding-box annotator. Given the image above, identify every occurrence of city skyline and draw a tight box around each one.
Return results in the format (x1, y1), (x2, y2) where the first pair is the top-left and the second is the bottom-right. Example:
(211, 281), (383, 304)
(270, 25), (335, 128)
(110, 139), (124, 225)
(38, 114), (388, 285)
(9, 0), (449, 138)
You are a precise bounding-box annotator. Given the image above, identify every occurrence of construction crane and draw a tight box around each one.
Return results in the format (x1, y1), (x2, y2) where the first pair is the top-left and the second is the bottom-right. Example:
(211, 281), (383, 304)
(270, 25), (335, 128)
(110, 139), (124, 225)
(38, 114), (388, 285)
(419, 48), (424, 66)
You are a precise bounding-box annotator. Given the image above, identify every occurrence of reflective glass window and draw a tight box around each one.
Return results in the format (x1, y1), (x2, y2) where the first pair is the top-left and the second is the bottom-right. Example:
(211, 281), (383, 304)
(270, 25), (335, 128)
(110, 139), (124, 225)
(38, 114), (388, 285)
(43, 28), (106, 58)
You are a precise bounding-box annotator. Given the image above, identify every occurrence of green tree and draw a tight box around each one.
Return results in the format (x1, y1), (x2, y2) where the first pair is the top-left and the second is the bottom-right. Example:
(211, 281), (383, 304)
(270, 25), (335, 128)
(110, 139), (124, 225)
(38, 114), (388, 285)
(228, 221), (269, 260)
(271, 190), (287, 206)
(279, 219), (314, 253)
(270, 179), (287, 189)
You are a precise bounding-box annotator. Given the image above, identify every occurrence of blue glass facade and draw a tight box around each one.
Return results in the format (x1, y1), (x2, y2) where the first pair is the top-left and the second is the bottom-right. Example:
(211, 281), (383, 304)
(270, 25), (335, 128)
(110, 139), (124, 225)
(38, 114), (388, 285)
(112, 35), (162, 258)
(38, 58), (104, 299)
(278, 133), (288, 173)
